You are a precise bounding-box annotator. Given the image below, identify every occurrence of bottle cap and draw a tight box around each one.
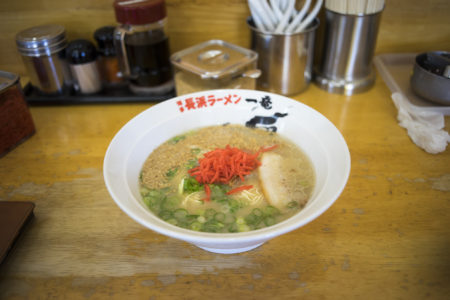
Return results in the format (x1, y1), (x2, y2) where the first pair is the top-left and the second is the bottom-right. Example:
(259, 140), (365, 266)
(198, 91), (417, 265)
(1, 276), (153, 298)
(66, 39), (98, 64)
(114, 0), (166, 25)
(94, 26), (117, 57)
(16, 24), (67, 57)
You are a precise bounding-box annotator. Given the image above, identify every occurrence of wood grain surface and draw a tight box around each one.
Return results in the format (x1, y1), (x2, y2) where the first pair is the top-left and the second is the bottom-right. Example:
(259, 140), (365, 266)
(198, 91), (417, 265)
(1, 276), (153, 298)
(0, 74), (449, 299)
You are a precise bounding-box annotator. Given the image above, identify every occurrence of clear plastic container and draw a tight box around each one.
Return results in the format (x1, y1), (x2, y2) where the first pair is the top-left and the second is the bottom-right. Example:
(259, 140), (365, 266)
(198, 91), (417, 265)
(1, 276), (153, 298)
(113, 0), (173, 95)
(170, 40), (260, 96)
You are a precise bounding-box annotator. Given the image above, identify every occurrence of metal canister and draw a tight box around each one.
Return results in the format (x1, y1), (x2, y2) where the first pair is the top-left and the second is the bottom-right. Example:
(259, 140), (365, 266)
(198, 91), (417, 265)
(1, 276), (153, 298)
(170, 40), (260, 96)
(16, 24), (71, 95)
(248, 18), (318, 96)
(314, 8), (383, 95)
(0, 71), (35, 157)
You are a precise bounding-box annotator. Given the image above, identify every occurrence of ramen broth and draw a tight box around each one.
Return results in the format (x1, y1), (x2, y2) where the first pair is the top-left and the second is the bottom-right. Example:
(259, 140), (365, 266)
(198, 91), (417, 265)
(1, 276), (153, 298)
(139, 124), (315, 233)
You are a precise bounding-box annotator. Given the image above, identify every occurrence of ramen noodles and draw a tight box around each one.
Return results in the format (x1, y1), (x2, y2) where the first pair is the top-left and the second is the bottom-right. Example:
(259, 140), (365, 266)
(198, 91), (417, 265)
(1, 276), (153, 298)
(139, 124), (315, 233)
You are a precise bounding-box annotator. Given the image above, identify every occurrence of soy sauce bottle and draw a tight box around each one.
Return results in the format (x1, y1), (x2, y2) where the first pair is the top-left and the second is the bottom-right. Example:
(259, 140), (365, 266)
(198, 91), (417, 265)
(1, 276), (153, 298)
(113, 0), (174, 95)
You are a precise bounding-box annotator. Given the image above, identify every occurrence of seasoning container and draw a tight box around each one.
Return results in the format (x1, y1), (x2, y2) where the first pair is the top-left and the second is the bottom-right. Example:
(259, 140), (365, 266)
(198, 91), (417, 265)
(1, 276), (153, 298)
(0, 71), (35, 157)
(66, 39), (102, 94)
(16, 24), (71, 95)
(94, 26), (123, 86)
(170, 40), (260, 96)
(113, 0), (174, 95)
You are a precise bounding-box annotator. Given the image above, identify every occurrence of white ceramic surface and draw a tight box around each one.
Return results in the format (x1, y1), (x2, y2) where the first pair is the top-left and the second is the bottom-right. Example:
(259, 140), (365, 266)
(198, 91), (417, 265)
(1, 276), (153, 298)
(103, 89), (351, 254)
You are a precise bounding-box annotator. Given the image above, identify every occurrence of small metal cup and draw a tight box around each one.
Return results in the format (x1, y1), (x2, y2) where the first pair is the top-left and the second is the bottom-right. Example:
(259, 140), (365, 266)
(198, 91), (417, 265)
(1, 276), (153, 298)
(248, 18), (319, 96)
(315, 8), (383, 95)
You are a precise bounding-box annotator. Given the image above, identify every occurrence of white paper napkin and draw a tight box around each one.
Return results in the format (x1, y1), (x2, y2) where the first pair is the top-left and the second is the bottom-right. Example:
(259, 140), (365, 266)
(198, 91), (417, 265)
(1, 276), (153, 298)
(391, 92), (450, 154)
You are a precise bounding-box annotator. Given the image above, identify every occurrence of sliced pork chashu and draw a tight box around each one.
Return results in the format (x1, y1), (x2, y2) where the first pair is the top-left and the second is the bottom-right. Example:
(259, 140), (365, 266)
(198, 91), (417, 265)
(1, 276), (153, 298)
(258, 152), (292, 211)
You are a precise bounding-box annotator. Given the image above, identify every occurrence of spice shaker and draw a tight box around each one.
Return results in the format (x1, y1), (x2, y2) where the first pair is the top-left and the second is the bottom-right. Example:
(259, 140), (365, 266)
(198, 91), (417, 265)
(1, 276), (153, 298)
(113, 0), (174, 95)
(16, 24), (71, 95)
(66, 39), (102, 94)
(170, 40), (260, 96)
(0, 71), (35, 157)
(94, 26), (123, 86)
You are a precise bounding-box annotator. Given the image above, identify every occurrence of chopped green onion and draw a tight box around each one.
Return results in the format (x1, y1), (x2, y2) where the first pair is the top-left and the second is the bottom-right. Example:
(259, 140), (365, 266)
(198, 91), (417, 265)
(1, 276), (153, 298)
(173, 208), (188, 220)
(183, 177), (202, 193)
(205, 208), (216, 220)
(169, 135), (186, 144)
(264, 205), (280, 216)
(162, 197), (178, 210)
(190, 222), (202, 231)
(185, 159), (198, 169)
(264, 216), (276, 226)
(252, 208), (263, 217)
(203, 220), (224, 232)
(166, 218), (178, 225)
(159, 210), (173, 220)
(236, 217), (245, 225)
(214, 212), (226, 222)
(223, 214), (236, 224)
(238, 224), (250, 232)
(190, 148), (201, 155)
(228, 223), (239, 233)
(166, 166), (179, 179)
(287, 201), (298, 209)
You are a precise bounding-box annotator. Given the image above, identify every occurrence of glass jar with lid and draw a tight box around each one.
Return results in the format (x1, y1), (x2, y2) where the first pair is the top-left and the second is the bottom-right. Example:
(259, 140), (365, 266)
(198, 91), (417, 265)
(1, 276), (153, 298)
(113, 0), (173, 95)
(170, 40), (261, 96)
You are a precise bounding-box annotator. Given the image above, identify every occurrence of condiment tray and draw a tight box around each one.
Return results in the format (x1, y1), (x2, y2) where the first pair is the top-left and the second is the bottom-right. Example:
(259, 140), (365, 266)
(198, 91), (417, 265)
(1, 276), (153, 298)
(24, 84), (175, 105)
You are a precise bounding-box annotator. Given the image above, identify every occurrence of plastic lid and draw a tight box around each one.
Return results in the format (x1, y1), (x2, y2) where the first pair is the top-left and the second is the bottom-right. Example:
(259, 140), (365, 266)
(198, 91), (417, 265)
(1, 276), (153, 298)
(170, 40), (258, 79)
(66, 39), (98, 64)
(16, 24), (67, 57)
(114, 0), (166, 25)
(94, 26), (117, 56)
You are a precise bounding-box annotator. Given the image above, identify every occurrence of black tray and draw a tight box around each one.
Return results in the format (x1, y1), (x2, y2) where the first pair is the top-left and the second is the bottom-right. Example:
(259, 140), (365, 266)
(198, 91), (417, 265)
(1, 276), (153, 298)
(23, 84), (176, 105)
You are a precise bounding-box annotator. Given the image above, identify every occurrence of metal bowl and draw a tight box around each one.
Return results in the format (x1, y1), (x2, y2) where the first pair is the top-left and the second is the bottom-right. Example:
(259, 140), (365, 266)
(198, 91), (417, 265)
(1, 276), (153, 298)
(410, 51), (450, 105)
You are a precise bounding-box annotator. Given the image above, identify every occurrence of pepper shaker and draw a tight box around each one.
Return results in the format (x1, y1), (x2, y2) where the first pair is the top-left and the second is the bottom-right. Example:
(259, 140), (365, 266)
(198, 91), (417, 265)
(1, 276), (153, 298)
(66, 39), (102, 94)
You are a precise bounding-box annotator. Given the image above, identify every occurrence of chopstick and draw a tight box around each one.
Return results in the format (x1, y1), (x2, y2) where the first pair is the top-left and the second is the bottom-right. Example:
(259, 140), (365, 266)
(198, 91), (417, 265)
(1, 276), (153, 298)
(325, 0), (384, 14)
(365, 0), (384, 14)
(347, 0), (366, 15)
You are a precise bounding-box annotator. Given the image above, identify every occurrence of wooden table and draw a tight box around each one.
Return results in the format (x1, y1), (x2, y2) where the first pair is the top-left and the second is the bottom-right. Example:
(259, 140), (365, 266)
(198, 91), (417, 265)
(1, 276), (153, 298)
(1, 75), (449, 299)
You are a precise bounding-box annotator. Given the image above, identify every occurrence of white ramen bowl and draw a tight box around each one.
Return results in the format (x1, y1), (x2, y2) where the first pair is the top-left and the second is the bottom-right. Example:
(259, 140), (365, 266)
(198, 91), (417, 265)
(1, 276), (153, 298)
(104, 89), (350, 254)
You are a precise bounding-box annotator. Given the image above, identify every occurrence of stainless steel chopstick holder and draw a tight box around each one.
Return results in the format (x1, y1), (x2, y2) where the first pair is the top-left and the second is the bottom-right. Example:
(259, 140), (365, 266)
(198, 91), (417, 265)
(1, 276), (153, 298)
(315, 8), (383, 95)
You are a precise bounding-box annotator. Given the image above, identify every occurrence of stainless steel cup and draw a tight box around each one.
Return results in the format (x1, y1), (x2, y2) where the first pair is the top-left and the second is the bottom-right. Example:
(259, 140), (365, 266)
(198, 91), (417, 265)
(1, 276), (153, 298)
(315, 9), (383, 95)
(248, 18), (319, 96)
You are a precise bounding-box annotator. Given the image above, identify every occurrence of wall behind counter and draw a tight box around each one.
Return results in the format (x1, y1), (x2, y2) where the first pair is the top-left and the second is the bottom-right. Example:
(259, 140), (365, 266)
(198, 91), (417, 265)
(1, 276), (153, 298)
(0, 0), (449, 77)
